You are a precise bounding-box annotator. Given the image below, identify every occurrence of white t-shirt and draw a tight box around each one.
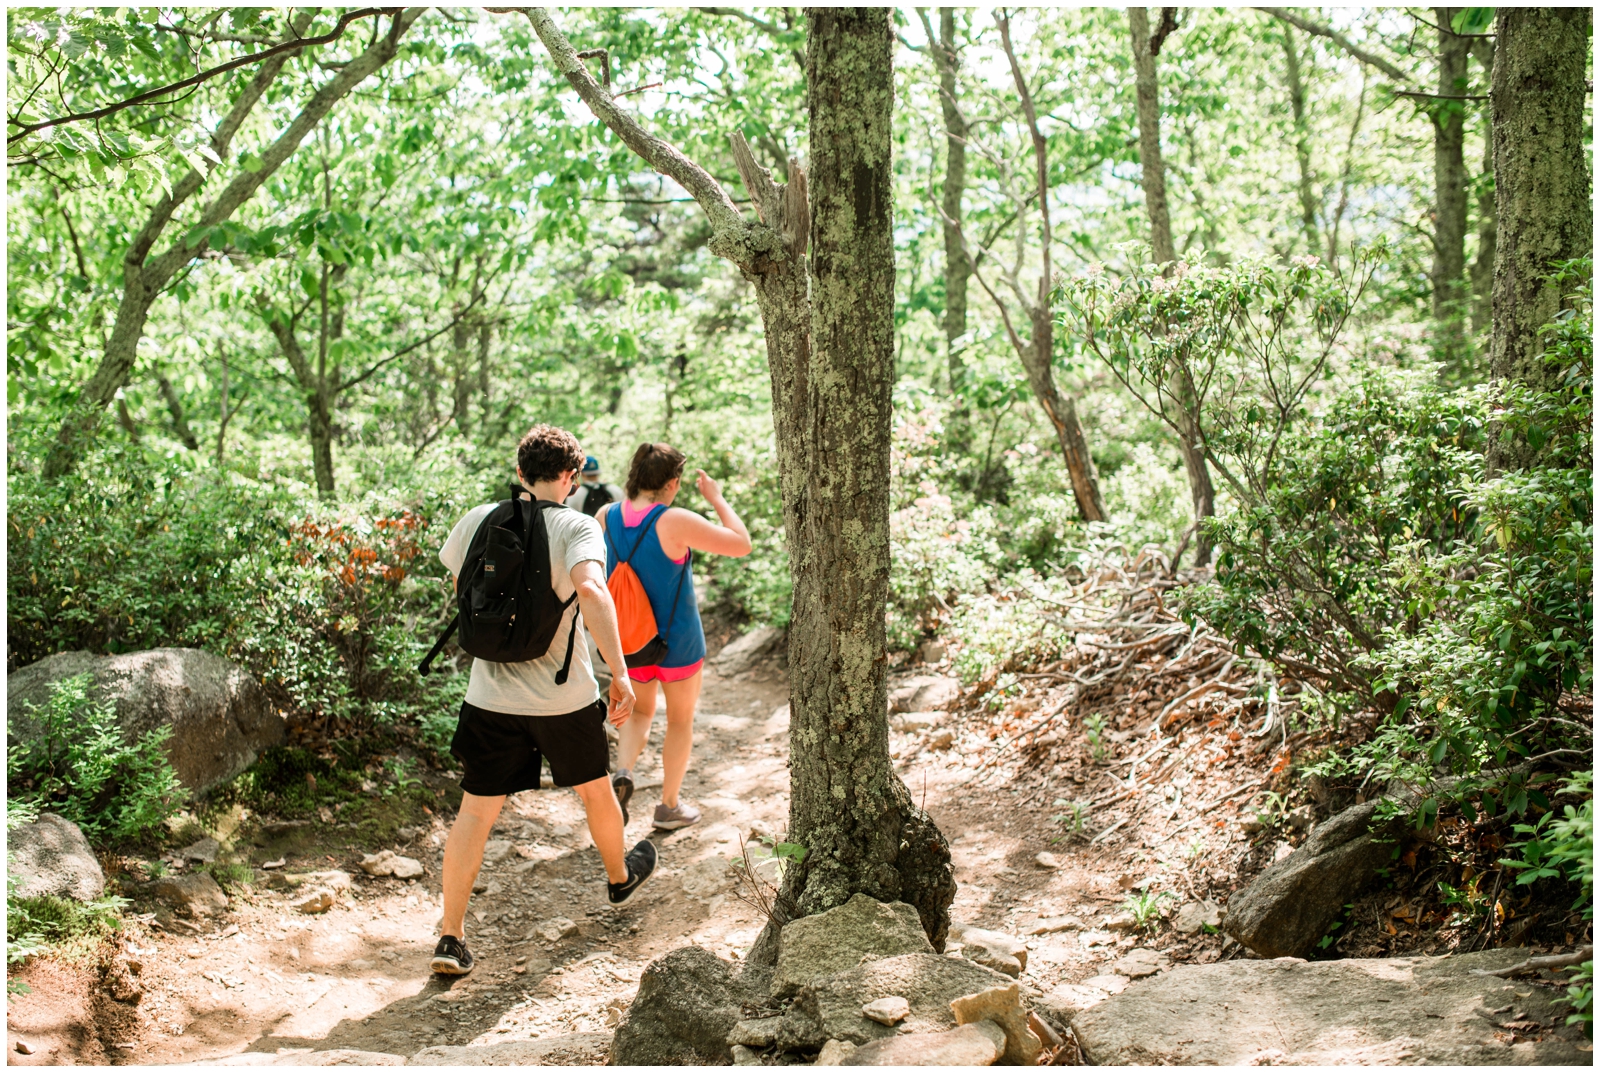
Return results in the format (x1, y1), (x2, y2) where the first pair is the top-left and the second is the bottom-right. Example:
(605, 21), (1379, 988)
(439, 498), (607, 716)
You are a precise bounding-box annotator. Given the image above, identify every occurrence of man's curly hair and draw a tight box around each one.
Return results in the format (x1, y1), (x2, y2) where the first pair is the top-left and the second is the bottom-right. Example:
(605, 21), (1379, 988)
(516, 424), (585, 484)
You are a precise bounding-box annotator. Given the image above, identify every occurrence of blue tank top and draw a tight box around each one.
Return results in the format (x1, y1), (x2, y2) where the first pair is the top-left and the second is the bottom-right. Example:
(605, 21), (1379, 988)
(603, 504), (706, 668)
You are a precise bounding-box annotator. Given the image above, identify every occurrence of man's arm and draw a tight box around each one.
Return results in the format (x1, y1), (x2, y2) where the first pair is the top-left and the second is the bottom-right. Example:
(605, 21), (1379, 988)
(571, 559), (635, 725)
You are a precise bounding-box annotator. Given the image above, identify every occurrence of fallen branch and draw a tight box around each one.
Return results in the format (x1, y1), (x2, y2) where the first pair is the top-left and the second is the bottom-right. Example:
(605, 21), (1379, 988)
(1472, 946), (1593, 977)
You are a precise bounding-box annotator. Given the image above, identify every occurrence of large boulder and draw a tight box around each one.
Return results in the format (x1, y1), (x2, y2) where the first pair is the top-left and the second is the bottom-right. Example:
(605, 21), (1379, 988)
(611, 947), (763, 1066)
(9, 648), (285, 794)
(1222, 799), (1408, 958)
(1071, 949), (1591, 1065)
(712, 627), (786, 676)
(773, 953), (1013, 1050)
(7, 814), (105, 901)
(770, 894), (935, 1000)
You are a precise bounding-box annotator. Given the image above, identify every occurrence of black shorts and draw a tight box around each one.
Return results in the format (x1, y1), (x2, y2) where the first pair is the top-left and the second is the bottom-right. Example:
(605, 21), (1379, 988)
(449, 699), (609, 797)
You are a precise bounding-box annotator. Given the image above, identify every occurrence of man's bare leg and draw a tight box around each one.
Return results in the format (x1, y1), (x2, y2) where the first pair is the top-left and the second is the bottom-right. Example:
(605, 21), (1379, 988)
(441, 791), (506, 939)
(573, 775), (628, 884)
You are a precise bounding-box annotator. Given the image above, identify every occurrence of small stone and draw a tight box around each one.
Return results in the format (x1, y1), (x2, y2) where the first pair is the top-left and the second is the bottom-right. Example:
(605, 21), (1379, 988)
(917, 640), (948, 664)
(729, 1043), (761, 1066)
(1037, 982), (1112, 1018)
(397, 826), (421, 841)
(539, 917), (578, 943)
(293, 888), (335, 915)
(846, 1021), (1004, 1066)
(178, 836), (221, 864)
(1104, 911), (1140, 932)
(1240, 817), (1264, 834)
(1027, 916), (1086, 936)
(154, 872), (229, 917)
(727, 1019), (778, 1047)
(860, 996), (911, 1026)
(262, 857), (286, 870)
(187, 947), (203, 958)
(948, 924), (1027, 977)
(550, 824), (573, 837)
(1286, 805), (1315, 831)
(1111, 948), (1167, 979)
(1172, 900), (1222, 936)
(1035, 851), (1061, 870)
(482, 840), (514, 864)
(927, 729), (956, 750)
(949, 982), (1042, 1065)
(14, 1041), (33, 1055)
(1272, 841), (1295, 862)
(814, 1039), (857, 1066)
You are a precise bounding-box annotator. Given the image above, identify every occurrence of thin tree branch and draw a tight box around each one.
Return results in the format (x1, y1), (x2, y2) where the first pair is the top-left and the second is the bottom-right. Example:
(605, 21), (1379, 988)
(8, 9), (395, 145)
(1253, 8), (1416, 86)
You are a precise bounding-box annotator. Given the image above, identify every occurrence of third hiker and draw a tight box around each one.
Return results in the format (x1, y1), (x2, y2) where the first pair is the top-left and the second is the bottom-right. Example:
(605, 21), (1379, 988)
(602, 442), (751, 831)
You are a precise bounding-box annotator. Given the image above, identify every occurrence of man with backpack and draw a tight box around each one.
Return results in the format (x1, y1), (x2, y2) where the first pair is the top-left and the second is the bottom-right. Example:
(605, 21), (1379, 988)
(425, 424), (657, 976)
(566, 455), (624, 517)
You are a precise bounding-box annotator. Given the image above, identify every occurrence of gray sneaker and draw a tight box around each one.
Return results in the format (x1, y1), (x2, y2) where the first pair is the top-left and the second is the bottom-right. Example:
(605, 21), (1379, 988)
(652, 801), (701, 830)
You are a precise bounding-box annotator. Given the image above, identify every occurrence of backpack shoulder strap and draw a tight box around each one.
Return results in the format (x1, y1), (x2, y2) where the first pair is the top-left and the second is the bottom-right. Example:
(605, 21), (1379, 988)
(617, 504), (666, 567)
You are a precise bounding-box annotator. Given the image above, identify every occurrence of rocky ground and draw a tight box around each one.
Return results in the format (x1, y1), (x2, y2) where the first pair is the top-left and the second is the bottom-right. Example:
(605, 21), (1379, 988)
(7, 640), (1591, 1066)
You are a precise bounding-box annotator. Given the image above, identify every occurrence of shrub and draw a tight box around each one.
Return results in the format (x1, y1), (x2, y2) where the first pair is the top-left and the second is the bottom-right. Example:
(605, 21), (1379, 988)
(1180, 372), (1483, 700)
(8, 674), (184, 844)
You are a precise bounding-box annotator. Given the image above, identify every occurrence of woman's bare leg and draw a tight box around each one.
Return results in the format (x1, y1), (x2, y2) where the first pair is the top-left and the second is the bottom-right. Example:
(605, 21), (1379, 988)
(617, 677), (659, 773)
(658, 670), (703, 809)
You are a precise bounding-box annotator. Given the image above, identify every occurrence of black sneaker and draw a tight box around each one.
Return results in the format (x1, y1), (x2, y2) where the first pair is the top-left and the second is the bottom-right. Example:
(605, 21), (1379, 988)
(430, 934), (475, 975)
(612, 768), (634, 826)
(607, 840), (658, 905)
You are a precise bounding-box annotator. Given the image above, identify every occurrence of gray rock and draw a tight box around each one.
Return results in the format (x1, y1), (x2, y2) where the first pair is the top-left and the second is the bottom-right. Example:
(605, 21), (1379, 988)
(713, 627), (786, 675)
(1172, 900), (1221, 935)
(406, 1034), (610, 1065)
(947, 924), (1027, 977)
(775, 952), (1013, 1050)
(154, 872), (228, 916)
(726, 1020), (778, 1048)
(887, 676), (960, 714)
(814, 1040), (857, 1065)
(770, 894), (934, 1000)
(729, 1044), (761, 1066)
(179, 837), (220, 864)
(8, 648), (285, 794)
(612, 947), (764, 1065)
(1109, 948), (1167, 979)
(860, 996), (909, 1025)
(1222, 799), (1408, 958)
(840, 1021), (1004, 1066)
(1071, 948), (1591, 1066)
(7, 814), (105, 902)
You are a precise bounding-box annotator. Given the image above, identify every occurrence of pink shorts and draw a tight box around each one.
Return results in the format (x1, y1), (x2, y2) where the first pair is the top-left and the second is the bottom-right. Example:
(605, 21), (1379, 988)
(627, 660), (704, 684)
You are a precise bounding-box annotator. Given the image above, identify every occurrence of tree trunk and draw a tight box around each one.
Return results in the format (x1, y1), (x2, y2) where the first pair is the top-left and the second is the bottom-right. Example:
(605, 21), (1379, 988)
(1487, 7), (1592, 469)
(1431, 9), (1470, 368)
(513, 4), (954, 951)
(157, 374), (200, 450)
(775, 7), (955, 947)
(1128, 7), (1214, 565)
(932, 10), (969, 393)
(1128, 8), (1175, 267)
(1280, 25), (1320, 251)
(1469, 38), (1495, 337)
(41, 9), (424, 481)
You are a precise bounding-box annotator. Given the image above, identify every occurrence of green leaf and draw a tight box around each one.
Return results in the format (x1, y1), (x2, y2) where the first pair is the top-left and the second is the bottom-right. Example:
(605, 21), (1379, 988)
(1451, 9), (1495, 35)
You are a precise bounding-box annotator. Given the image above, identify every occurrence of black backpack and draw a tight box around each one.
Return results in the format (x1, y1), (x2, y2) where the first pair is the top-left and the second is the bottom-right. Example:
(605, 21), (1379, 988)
(417, 485), (578, 679)
(579, 482), (614, 517)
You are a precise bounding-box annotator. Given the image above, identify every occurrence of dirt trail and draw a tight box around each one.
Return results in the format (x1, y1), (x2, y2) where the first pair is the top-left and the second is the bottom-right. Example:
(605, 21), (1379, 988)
(8, 655), (1235, 1066)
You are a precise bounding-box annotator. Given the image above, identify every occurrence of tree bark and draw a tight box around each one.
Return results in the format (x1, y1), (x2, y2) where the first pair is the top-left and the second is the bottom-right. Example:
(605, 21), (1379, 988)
(779, 7), (955, 946)
(512, 5), (954, 948)
(260, 301), (337, 497)
(1487, 7), (1592, 470)
(926, 9), (970, 391)
(1431, 9), (1470, 366)
(157, 374), (200, 450)
(1469, 38), (1495, 337)
(41, 9), (425, 481)
(1280, 25), (1320, 251)
(1128, 7), (1214, 565)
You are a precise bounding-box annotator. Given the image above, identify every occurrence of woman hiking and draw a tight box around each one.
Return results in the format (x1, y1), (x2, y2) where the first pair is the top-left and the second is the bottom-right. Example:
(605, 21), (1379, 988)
(602, 442), (751, 830)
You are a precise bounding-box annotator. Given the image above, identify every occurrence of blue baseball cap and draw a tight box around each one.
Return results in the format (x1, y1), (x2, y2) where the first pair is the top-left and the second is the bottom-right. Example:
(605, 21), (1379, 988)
(582, 456), (601, 474)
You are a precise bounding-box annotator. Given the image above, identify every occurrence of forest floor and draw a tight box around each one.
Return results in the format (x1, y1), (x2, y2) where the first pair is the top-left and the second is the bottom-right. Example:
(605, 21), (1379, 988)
(6, 604), (1581, 1066)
